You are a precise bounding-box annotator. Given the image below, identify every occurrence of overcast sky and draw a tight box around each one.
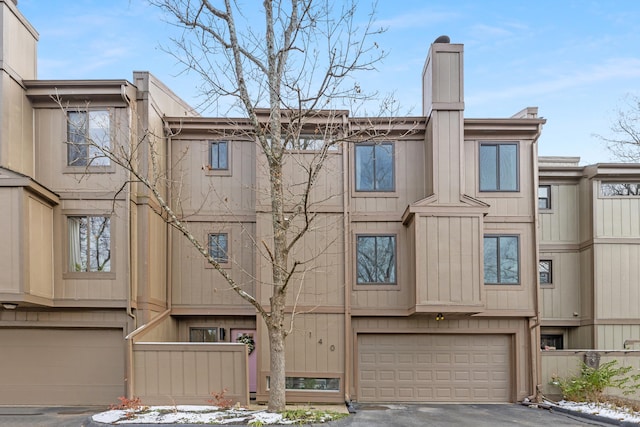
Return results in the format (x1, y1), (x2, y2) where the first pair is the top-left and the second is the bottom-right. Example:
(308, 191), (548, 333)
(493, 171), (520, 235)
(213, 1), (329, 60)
(18, 0), (640, 165)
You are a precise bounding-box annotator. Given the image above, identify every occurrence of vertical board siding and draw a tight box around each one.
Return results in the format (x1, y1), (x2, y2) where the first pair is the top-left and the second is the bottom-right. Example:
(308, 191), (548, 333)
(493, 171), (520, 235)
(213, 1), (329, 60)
(540, 252), (580, 319)
(596, 197), (640, 238)
(26, 195), (54, 299)
(0, 188), (21, 292)
(172, 223), (255, 307)
(595, 244), (640, 319)
(419, 215), (481, 306)
(133, 343), (248, 405)
(539, 184), (580, 243)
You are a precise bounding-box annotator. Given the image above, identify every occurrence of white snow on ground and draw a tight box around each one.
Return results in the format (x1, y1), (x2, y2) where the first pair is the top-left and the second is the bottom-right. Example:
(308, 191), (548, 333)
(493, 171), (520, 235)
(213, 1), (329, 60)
(552, 400), (640, 424)
(92, 405), (295, 425)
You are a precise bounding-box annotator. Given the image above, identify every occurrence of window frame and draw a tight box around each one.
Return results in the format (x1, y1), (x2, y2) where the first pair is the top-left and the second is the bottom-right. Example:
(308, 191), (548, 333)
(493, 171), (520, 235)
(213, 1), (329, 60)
(483, 234), (520, 285)
(205, 140), (232, 177)
(64, 214), (115, 279)
(355, 234), (398, 287)
(354, 142), (396, 193)
(207, 232), (230, 266)
(65, 109), (114, 172)
(539, 259), (553, 286)
(267, 376), (341, 392)
(538, 185), (551, 210)
(479, 142), (520, 192)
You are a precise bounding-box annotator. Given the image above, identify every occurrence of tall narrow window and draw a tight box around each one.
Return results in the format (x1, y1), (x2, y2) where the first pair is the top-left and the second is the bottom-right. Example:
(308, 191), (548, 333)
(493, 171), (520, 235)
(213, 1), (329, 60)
(484, 235), (519, 284)
(67, 110), (111, 166)
(68, 216), (111, 272)
(479, 143), (518, 191)
(208, 233), (228, 263)
(355, 143), (395, 191)
(356, 235), (396, 284)
(539, 260), (552, 285)
(538, 185), (551, 209)
(209, 141), (228, 170)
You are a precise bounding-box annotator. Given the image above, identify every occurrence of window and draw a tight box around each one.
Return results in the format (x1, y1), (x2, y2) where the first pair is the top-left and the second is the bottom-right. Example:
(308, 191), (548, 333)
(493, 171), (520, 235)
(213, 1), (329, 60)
(190, 327), (218, 342)
(209, 141), (228, 170)
(541, 334), (563, 350)
(484, 235), (519, 284)
(208, 233), (228, 263)
(355, 143), (394, 192)
(356, 235), (396, 284)
(479, 143), (518, 191)
(538, 185), (551, 209)
(267, 377), (340, 391)
(601, 182), (640, 196)
(539, 260), (552, 285)
(68, 216), (111, 272)
(67, 110), (111, 166)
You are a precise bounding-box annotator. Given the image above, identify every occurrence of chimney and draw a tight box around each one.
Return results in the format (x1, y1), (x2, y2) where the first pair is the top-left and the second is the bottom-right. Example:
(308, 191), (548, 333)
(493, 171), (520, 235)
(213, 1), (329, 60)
(422, 36), (466, 203)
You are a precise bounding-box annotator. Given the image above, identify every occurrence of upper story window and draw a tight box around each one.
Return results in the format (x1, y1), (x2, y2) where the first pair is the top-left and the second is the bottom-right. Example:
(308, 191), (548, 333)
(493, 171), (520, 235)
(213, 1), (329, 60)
(355, 143), (395, 192)
(67, 110), (111, 166)
(538, 185), (551, 209)
(601, 182), (640, 197)
(209, 141), (229, 170)
(68, 216), (111, 272)
(479, 143), (518, 192)
(208, 233), (229, 263)
(484, 235), (519, 285)
(356, 235), (396, 284)
(539, 260), (552, 285)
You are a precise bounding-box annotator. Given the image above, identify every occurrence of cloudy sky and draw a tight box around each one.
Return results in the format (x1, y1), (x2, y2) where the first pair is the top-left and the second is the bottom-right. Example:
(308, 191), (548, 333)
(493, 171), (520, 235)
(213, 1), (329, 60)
(18, 0), (640, 164)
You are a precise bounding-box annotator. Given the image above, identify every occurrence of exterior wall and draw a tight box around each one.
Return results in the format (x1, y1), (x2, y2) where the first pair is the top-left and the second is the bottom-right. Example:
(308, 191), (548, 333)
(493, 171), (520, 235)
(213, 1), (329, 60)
(540, 251), (580, 320)
(0, 187), (22, 294)
(0, 0), (37, 175)
(539, 184), (580, 243)
(25, 193), (55, 300)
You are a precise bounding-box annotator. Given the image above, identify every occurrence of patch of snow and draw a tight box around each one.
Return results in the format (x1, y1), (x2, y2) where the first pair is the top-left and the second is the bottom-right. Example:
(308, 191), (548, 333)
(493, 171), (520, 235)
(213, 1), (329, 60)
(92, 405), (298, 425)
(552, 400), (640, 424)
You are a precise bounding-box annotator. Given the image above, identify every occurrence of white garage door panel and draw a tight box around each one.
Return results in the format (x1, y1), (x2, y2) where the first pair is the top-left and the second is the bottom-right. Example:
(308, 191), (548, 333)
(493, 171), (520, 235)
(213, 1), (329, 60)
(0, 328), (125, 405)
(358, 334), (511, 402)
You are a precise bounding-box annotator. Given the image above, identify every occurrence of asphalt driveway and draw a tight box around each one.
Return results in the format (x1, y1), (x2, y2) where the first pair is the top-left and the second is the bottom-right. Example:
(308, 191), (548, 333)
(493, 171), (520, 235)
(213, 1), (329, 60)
(331, 403), (613, 427)
(0, 403), (616, 426)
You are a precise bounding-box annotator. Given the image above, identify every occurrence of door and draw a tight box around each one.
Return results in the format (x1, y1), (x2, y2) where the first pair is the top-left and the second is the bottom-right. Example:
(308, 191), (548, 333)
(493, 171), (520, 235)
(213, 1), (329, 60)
(231, 329), (257, 393)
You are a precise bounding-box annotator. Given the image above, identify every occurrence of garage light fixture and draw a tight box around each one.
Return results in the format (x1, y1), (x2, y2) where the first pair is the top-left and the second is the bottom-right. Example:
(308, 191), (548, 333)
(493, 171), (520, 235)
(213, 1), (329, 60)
(435, 312), (445, 321)
(2, 302), (18, 310)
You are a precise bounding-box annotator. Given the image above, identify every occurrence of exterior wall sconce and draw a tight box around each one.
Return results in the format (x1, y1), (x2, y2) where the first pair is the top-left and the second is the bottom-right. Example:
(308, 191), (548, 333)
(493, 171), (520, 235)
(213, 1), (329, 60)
(435, 313), (445, 321)
(2, 302), (18, 310)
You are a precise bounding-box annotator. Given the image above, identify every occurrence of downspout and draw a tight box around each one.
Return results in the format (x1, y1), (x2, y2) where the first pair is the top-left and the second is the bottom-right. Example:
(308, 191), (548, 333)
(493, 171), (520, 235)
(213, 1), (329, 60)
(342, 114), (352, 405)
(165, 120), (173, 313)
(529, 121), (544, 401)
(121, 84), (137, 398)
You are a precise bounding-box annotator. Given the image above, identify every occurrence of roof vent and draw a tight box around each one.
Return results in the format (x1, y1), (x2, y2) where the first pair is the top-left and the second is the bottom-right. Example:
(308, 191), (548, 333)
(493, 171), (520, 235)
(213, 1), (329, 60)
(434, 35), (450, 44)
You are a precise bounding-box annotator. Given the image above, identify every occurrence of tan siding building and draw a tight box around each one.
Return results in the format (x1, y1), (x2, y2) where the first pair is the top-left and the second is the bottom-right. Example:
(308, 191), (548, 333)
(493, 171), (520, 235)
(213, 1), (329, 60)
(4, 0), (637, 407)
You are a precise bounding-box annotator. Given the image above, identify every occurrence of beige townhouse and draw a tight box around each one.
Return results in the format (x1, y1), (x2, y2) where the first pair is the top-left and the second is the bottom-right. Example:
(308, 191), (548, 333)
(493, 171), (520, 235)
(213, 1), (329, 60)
(7, 0), (633, 407)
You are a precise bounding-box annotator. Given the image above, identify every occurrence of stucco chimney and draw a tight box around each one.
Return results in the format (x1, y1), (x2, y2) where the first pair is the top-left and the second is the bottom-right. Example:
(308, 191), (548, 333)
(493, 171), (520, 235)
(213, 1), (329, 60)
(422, 37), (466, 203)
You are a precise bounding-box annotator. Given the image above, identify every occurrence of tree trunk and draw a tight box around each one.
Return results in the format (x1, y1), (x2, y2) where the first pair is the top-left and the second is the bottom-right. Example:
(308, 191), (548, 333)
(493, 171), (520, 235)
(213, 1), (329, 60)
(266, 302), (286, 412)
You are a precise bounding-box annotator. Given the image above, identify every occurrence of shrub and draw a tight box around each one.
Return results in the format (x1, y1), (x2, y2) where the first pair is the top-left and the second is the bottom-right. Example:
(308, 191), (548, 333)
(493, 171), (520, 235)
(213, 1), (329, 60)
(109, 396), (148, 419)
(208, 388), (234, 409)
(551, 360), (640, 402)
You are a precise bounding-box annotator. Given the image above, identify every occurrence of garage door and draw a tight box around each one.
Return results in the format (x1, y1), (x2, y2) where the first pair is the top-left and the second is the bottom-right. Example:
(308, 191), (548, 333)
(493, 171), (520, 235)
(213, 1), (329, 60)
(358, 334), (511, 402)
(0, 328), (125, 405)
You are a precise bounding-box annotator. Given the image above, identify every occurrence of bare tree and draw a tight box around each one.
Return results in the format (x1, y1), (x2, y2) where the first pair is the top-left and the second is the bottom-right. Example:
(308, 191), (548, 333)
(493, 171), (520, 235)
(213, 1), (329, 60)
(139, 0), (386, 411)
(600, 94), (640, 162)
